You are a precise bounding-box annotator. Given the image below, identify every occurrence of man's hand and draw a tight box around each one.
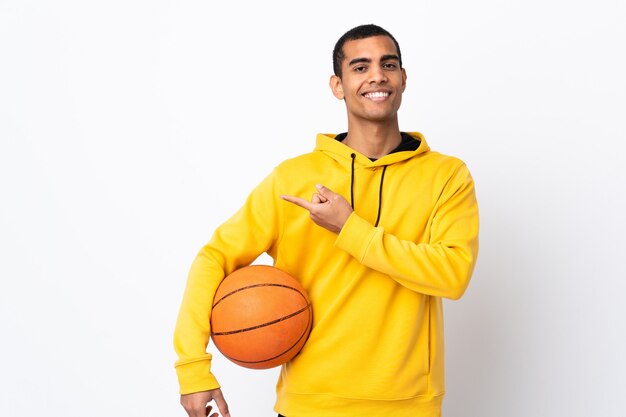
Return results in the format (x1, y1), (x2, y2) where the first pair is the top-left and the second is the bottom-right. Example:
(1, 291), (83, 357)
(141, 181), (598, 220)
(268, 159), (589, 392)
(180, 388), (230, 417)
(281, 184), (353, 234)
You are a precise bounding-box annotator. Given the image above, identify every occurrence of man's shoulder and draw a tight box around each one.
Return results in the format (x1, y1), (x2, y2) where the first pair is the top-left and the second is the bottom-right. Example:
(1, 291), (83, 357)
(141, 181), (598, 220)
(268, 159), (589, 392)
(274, 150), (324, 173)
(421, 149), (467, 169)
(414, 149), (474, 185)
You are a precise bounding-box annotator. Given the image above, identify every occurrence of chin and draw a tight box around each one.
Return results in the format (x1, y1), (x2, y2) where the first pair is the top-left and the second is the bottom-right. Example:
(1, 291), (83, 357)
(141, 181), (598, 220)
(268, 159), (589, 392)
(363, 112), (396, 122)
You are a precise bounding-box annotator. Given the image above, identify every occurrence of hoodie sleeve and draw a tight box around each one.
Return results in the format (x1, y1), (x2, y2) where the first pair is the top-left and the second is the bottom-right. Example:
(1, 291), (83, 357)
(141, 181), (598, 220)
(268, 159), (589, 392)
(334, 163), (479, 300)
(173, 170), (281, 394)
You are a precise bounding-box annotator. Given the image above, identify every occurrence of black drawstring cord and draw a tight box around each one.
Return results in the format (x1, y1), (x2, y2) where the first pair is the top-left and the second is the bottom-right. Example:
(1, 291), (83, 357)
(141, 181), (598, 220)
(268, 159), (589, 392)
(374, 165), (387, 227)
(349, 153), (386, 227)
(350, 153), (356, 209)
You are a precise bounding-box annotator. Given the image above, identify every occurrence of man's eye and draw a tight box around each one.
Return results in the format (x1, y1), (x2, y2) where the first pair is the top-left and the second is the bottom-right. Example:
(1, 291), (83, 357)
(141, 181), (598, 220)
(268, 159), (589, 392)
(354, 66), (367, 72)
(383, 63), (397, 69)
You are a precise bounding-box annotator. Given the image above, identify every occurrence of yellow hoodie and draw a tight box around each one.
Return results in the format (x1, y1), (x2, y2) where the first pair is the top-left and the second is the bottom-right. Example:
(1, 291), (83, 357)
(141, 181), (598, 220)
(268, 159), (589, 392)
(174, 132), (479, 417)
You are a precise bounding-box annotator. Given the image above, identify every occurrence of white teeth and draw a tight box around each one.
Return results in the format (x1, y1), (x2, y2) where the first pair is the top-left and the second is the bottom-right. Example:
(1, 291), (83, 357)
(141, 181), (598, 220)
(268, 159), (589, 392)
(365, 91), (389, 98)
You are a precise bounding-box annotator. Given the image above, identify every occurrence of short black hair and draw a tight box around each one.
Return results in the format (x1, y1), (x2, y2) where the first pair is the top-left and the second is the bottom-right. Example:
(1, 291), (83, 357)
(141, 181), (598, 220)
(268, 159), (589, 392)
(332, 24), (402, 78)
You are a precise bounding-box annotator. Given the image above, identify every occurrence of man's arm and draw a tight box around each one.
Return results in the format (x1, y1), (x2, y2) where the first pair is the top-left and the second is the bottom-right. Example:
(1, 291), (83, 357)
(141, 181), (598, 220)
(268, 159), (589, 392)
(174, 170), (282, 410)
(282, 163), (479, 299)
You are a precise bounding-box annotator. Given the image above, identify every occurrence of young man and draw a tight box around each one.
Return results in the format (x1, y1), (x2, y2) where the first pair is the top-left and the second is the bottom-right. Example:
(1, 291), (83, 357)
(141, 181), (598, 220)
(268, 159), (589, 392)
(174, 24), (479, 417)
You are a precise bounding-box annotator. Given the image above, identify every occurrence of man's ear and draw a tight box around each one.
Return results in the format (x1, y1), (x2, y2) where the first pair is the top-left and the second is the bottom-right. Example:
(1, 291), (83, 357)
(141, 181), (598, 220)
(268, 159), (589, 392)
(329, 75), (344, 100)
(401, 68), (407, 92)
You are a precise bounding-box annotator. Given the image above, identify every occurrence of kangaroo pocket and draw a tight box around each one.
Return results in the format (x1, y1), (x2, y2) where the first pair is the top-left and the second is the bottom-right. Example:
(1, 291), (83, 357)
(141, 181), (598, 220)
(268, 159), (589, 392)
(279, 288), (435, 400)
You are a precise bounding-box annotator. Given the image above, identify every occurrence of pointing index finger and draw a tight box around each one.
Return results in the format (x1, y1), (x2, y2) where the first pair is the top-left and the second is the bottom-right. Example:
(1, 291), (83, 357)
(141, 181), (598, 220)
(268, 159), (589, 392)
(281, 194), (314, 212)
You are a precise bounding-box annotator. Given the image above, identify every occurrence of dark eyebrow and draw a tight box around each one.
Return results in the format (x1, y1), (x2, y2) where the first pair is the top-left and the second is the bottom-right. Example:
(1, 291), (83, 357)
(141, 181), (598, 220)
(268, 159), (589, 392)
(348, 54), (400, 67)
(381, 54), (400, 62)
(348, 57), (371, 66)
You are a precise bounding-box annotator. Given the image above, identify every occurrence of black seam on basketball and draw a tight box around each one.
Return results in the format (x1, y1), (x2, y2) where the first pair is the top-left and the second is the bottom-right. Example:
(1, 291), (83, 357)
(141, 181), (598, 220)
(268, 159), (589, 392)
(212, 302), (311, 336)
(217, 304), (313, 364)
(212, 283), (304, 309)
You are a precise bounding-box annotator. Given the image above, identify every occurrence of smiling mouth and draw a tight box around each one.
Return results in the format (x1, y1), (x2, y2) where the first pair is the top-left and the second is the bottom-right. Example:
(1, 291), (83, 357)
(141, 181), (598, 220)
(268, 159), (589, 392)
(363, 91), (390, 99)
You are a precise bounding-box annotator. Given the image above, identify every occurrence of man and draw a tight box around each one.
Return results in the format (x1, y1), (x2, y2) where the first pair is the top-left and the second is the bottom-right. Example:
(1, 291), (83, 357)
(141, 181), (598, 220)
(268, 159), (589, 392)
(174, 24), (479, 417)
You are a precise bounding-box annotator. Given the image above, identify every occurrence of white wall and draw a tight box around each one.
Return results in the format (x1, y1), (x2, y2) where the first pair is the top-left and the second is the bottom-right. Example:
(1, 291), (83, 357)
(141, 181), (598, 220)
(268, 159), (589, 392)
(1, 1), (624, 416)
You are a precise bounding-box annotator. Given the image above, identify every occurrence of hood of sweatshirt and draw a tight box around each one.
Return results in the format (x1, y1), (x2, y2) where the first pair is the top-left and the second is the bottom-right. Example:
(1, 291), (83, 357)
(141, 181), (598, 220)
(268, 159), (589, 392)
(314, 131), (430, 168)
(314, 132), (430, 226)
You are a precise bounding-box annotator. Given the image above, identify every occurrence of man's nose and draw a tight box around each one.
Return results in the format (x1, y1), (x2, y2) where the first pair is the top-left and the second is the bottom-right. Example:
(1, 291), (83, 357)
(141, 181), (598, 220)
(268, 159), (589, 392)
(368, 65), (388, 84)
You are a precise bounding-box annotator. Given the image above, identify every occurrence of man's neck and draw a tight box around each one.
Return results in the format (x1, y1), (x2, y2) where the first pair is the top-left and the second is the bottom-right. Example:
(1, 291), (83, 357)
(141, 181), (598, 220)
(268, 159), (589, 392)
(342, 120), (402, 160)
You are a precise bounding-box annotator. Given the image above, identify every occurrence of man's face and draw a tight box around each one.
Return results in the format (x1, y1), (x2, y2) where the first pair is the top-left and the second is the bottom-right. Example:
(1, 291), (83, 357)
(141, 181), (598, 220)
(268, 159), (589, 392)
(330, 35), (407, 124)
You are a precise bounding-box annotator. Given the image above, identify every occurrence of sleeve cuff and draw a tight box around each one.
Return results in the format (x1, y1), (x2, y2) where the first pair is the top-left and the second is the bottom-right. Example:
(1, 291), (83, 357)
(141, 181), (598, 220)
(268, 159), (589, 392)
(334, 212), (381, 262)
(175, 357), (220, 395)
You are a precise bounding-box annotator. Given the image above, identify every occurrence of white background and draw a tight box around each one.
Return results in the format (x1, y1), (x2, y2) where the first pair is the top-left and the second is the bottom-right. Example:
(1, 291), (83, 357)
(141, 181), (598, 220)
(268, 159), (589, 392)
(1, 1), (625, 416)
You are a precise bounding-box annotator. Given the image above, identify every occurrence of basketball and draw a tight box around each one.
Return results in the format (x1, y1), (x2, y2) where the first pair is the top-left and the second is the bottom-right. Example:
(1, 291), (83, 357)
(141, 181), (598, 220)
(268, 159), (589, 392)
(210, 265), (313, 369)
